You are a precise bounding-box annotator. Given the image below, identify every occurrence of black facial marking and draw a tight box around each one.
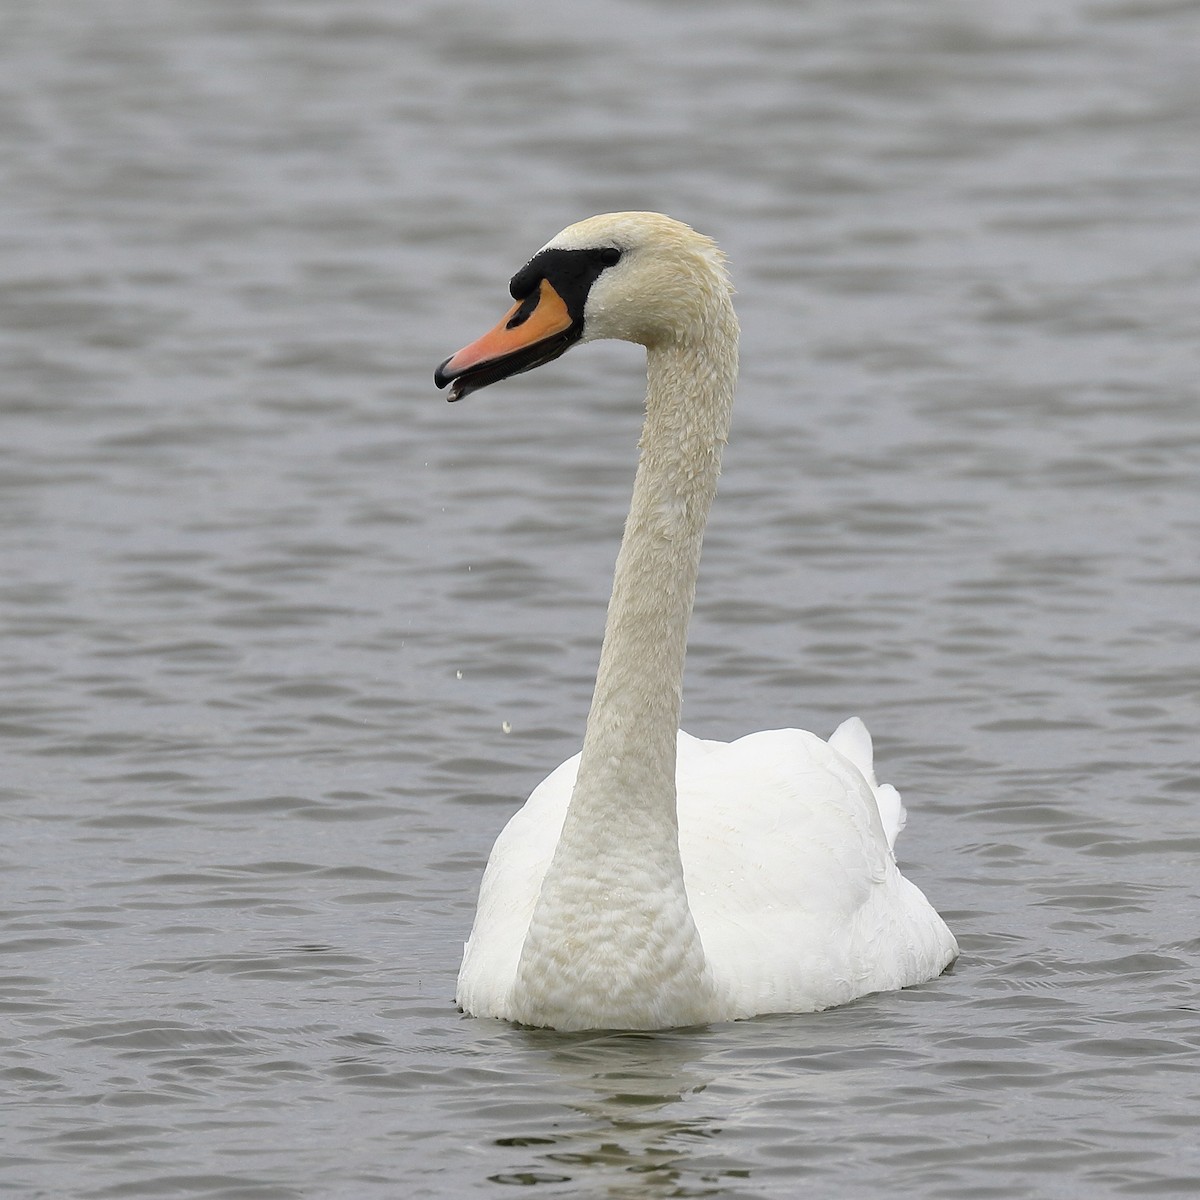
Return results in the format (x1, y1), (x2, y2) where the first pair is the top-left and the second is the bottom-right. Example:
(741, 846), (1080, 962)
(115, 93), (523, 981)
(507, 246), (622, 326)
(436, 244), (623, 401)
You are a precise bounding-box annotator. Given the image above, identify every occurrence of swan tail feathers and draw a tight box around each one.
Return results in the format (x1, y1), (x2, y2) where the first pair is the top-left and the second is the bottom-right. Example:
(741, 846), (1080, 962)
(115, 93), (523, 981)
(828, 716), (877, 785)
(828, 716), (907, 851)
(873, 783), (906, 851)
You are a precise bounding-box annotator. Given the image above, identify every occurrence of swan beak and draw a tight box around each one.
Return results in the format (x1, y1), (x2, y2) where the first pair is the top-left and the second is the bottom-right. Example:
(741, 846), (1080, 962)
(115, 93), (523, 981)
(434, 279), (578, 402)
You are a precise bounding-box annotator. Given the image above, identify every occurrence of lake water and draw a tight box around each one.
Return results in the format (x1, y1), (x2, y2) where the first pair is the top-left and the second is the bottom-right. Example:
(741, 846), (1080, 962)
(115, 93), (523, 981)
(2, 1), (1198, 1196)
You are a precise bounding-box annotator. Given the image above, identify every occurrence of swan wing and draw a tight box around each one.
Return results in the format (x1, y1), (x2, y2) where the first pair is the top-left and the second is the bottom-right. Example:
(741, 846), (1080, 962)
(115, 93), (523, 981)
(456, 755), (574, 1017)
(676, 726), (955, 1015)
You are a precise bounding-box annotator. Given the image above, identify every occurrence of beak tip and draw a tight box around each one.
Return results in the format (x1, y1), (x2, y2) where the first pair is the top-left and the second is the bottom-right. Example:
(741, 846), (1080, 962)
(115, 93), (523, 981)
(435, 279), (576, 404)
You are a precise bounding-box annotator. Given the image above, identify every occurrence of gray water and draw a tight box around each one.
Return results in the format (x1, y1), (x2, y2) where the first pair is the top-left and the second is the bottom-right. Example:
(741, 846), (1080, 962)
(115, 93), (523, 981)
(2, 1), (1198, 1196)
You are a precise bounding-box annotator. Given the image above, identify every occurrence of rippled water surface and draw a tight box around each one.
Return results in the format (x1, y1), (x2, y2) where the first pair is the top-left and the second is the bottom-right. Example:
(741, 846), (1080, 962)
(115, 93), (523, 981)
(3, 1), (1199, 1197)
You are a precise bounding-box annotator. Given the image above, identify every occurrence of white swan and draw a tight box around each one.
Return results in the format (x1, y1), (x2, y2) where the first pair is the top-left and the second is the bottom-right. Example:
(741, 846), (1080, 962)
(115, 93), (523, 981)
(435, 212), (957, 1031)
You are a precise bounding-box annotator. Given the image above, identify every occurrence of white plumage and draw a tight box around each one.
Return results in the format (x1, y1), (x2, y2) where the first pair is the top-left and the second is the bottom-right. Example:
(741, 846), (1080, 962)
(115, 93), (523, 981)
(438, 212), (957, 1031)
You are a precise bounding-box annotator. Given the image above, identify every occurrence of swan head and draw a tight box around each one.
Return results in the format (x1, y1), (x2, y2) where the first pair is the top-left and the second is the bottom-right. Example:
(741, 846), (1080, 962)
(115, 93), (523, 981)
(434, 211), (735, 402)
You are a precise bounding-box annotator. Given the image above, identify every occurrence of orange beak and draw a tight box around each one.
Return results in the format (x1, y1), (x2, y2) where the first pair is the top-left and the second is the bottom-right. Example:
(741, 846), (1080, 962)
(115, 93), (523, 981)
(435, 278), (578, 402)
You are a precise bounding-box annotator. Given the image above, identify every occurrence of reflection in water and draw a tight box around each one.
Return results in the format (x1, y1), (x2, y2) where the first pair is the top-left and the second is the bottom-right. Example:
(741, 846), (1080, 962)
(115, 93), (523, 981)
(493, 1030), (741, 1197)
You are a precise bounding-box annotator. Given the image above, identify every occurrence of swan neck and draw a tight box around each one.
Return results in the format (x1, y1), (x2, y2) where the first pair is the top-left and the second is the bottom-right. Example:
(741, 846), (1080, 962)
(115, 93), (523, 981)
(509, 310), (738, 1029)
(573, 337), (736, 809)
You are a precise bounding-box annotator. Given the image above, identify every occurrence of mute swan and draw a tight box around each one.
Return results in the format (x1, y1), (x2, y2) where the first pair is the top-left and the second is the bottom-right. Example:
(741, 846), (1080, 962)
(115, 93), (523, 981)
(435, 212), (957, 1031)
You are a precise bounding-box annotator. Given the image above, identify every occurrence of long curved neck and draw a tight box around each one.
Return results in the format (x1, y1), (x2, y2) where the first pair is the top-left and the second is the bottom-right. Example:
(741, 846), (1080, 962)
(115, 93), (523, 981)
(510, 310), (737, 1030)
(570, 336), (736, 830)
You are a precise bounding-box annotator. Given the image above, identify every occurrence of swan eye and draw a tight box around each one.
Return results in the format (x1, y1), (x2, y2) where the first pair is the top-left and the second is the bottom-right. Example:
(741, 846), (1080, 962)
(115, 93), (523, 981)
(597, 247), (621, 267)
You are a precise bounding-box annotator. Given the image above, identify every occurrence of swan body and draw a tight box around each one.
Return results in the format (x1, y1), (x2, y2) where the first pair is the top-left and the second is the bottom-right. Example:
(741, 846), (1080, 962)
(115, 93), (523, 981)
(435, 212), (957, 1031)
